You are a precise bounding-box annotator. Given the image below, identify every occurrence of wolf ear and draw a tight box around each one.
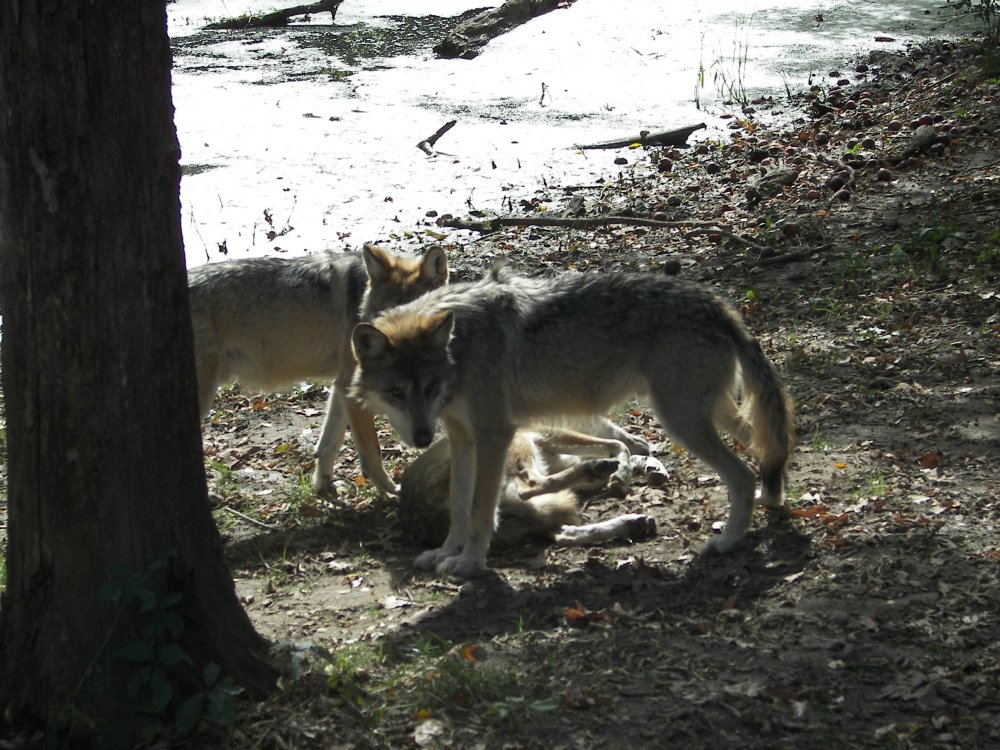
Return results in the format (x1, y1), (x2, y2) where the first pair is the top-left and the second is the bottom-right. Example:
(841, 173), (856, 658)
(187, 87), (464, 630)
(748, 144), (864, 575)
(420, 246), (449, 286)
(352, 322), (391, 364)
(426, 311), (455, 350)
(362, 244), (391, 282)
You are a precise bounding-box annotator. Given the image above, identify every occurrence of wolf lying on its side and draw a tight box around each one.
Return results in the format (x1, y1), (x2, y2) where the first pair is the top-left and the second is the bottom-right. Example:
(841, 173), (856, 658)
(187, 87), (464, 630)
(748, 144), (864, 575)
(350, 266), (795, 578)
(399, 420), (667, 550)
(188, 244), (448, 495)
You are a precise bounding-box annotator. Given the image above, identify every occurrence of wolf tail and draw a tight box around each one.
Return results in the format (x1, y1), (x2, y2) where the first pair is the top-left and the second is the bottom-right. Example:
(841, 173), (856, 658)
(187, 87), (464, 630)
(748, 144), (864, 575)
(735, 334), (795, 507)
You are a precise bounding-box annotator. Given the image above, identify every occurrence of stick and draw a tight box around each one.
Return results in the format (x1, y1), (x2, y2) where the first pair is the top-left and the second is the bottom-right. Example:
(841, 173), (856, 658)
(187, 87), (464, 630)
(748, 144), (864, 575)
(437, 214), (768, 252)
(222, 505), (279, 531)
(417, 120), (458, 156)
(576, 124), (706, 150)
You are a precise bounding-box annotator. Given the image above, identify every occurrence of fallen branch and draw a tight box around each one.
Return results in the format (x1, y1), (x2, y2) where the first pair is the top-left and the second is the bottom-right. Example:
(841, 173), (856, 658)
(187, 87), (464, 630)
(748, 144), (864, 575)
(752, 244), (827, 267)
(417, 120), (458, 156)
(221, 505), (279, 531)
(436, 214), (768, 252)
(205, 0), (342, 29)
(434, 0), (575, 60)
(576, 124), (706, 150)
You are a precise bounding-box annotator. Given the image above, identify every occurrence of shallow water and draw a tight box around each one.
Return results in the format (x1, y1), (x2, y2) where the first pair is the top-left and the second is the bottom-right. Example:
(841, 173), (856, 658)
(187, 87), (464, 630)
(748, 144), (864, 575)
(168, 0), (968, 265)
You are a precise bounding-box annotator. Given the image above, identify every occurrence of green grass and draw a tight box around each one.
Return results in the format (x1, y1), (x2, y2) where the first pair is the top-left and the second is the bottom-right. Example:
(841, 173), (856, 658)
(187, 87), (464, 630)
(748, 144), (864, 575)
(315, 632), (555, 738)
(711, 14), (754, 108)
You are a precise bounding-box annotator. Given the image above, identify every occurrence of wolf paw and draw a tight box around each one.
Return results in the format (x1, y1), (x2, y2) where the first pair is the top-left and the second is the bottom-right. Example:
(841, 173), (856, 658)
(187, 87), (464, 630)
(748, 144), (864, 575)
(619, 513), (657, 540)
(414, 547), (454, 571)
(311, 469), (333, 495)
(435, 554), (487, 579)
(629, 455), (669, 487)
(700, 532), (746, 556)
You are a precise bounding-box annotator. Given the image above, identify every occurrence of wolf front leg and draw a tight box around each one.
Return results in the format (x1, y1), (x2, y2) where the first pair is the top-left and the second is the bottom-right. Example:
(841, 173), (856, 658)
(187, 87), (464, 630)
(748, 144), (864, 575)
(346, 400), (400, 495)
(434, 429), (513, 579)
(414, 421), (476, 571)
(313, 382), (399, 496)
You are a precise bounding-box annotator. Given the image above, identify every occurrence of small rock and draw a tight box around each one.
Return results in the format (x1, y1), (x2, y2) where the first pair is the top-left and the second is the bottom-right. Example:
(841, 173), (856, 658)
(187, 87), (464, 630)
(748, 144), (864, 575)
(662, 258), (682, 275)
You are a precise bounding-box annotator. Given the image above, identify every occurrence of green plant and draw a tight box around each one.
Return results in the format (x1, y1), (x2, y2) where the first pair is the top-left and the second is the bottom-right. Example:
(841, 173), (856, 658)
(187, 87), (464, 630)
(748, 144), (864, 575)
(711, 15), (754, 107)
(99, 550), (242, 735)
(945, 0), (1000, 42)
(810, 425), (830, 452)
(850, 469), (890, 502)
(694, 33), (707, 109)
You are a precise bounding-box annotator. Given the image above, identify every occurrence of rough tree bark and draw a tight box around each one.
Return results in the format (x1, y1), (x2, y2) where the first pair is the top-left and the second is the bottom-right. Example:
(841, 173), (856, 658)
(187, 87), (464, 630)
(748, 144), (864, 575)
(435, 0), (576, 59)
(0, 1), (276, 745)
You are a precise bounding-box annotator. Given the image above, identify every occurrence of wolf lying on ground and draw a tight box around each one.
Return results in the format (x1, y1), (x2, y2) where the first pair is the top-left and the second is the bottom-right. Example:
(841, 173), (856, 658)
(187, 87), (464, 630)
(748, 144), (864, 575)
(188, 244), (448, 495)
(399, 421), (667, 550)
(350, 267), (795, 578)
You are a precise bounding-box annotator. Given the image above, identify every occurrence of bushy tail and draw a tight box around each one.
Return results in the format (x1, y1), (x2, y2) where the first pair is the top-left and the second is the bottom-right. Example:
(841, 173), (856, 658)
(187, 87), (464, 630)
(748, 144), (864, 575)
(736, 336), (795, 507)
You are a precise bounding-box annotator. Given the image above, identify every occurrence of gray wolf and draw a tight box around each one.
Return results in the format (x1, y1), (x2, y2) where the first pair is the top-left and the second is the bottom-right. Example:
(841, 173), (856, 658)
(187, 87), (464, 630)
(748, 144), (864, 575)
(188, 244), (448, 494)
(399, 422), (666, 549)
(350, 268), (795, 577)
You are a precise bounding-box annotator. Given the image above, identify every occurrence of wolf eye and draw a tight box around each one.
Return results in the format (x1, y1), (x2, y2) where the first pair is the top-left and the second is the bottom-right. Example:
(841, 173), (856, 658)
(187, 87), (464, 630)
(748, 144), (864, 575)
(424, 380), (439, 398)
(385, 386), (406, 400)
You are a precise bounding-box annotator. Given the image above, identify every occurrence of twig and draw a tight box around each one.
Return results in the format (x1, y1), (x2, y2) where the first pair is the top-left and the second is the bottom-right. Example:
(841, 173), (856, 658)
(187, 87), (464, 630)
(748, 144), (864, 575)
(222, 505), (279, 531)
(751, 244), (826, 267)
(437, 214), (768, 252)
(682, 227), (768, 253)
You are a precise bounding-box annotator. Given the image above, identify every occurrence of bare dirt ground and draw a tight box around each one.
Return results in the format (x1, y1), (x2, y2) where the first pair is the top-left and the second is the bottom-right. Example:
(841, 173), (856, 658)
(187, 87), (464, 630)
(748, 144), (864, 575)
(2, 35), (999, 750)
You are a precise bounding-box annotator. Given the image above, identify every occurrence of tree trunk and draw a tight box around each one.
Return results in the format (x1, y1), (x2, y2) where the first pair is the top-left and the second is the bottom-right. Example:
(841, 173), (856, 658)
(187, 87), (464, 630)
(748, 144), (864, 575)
(0, 1), (277, 745)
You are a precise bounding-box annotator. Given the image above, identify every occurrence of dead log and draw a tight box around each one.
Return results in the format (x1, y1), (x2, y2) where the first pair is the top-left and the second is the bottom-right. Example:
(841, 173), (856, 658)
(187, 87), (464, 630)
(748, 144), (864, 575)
(417, 120), (458, 156)
(576, 123), (707, 150)
(205, 0), (342, 30)
(434, 0), (576, 60)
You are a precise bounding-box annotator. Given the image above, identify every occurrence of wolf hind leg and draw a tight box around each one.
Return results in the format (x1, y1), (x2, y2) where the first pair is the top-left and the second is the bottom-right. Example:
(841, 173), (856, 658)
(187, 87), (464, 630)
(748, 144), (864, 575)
(651, 395), (756, 555)
(195, 355), (222, 418)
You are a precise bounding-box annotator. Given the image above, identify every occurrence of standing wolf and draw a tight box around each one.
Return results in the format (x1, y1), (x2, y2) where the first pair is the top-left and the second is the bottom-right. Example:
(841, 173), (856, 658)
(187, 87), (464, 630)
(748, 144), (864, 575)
(350, 269), (795, 577)
(188, 244), (448, 494)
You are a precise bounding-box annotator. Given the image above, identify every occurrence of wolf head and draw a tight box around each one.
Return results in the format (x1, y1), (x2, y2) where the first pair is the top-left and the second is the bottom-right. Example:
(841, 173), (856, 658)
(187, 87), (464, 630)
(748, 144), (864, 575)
(359, 244), (448, 320)
(350, 311), (454, 449)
